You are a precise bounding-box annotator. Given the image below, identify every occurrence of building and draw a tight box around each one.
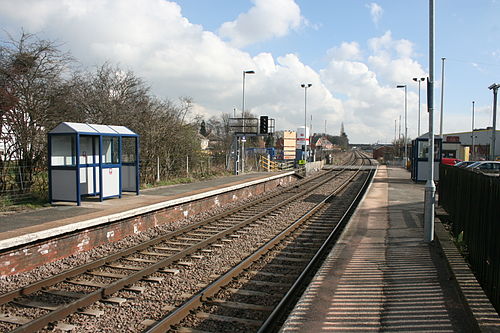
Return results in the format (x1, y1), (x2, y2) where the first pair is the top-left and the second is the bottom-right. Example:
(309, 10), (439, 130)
(373, 145), (396, 161)
(442, 128), (500, 160)
(313, 136), (335, 150)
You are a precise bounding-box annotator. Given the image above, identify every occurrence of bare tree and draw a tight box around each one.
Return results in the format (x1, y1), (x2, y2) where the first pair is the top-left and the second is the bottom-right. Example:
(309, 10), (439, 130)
(0, 31), (73, 192)
(0, 31), (213, 202)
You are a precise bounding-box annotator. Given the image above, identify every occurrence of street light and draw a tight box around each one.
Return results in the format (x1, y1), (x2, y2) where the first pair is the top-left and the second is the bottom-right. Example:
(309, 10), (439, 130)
(413, 77), (425, 136)
(488, 83), (499, 160)
(241, 70), (255, 174)
(396, 84), (407, 168)
(439, 57), (446, 137)
(301, 83), (312, 161)
(472, 101), (475, 160)
(424, 0), (436, 243)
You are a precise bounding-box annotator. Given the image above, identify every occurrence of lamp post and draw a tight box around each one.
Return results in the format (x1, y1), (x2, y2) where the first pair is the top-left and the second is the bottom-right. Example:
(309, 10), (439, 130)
(394, 119), (397, 145)
(413, 77), (425, 136)
(439, 57), (446, 137)
(396, 85), (407, 168)
(241, 70), (255, 174)
(471, 101), (475, 160)
(488, 83), (499, 160)
(423, 0), (436, 243)
(301, 83), (312, 161)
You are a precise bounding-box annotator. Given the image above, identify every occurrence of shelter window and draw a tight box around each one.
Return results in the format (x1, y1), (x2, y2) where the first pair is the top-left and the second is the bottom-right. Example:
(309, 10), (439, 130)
(51, 135), (75, 166)
(122, 137), (136, 163)
(417, 141), (440, 159)
(102, 136), (119, 164)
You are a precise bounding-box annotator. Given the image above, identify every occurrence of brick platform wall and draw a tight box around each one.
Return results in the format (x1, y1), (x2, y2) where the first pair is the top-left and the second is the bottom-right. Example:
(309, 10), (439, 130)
(1, 175), (296, 276)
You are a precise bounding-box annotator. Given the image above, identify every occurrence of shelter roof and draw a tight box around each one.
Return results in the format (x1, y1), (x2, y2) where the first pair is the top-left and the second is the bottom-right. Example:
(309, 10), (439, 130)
(49, 122), (137, 136)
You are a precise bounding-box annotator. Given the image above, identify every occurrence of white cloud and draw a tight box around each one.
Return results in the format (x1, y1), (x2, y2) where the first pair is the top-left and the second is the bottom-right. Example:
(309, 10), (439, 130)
(367, 31), (427, 84)
(327, 42), (362, 61)
(218, 0), (302, 48)
(0, 1), (431, 143)
(320, 31), (433, 141)
(366, 3), (383, 27)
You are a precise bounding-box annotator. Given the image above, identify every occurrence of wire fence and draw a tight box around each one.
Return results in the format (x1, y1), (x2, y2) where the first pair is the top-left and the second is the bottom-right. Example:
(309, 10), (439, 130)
(0, 163), (48, 208)
(0, 153), (263, 208)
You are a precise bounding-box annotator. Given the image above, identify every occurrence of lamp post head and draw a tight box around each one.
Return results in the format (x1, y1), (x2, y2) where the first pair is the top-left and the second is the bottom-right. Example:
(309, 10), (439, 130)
(244, 70), (255, 74)
(396, 85), (406, 89)
(488, 83), (499, 91)
(301, 83), (312, 88)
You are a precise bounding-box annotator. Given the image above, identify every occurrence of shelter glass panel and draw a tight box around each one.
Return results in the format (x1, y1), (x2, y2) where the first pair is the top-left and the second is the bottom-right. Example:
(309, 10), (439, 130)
(122, 137), (136, 163)
(79, 136), (98, 165)
(102, 136), (119, 164)
(417, 140), (440, 160)
(51, 135), (75, 166)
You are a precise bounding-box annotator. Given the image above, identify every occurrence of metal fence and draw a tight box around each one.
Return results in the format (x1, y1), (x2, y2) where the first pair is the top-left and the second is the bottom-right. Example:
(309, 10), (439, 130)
(438, 164), (500, 312)
(0, 155), (231, 208)
(0, 163), (48, 208)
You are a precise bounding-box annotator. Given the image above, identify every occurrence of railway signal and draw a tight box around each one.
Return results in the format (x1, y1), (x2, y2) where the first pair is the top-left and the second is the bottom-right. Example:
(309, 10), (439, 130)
(260, 116), (269, 134)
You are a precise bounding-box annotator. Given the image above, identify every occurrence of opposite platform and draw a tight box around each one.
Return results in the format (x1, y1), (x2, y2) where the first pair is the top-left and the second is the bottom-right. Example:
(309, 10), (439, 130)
(281, 165), (500, 332)
(0, 171), (295, 252)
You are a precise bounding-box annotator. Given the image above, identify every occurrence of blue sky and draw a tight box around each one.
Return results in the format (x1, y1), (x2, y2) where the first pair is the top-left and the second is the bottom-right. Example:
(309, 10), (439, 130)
(1, 0), (499, 143)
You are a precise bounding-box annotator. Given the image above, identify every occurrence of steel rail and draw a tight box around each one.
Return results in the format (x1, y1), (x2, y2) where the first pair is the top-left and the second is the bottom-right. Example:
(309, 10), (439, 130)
(6, 166), (354, 332)
(0, 167), (335, 306)
(258, 161), (375, 332)
(144, 164), (373, 332)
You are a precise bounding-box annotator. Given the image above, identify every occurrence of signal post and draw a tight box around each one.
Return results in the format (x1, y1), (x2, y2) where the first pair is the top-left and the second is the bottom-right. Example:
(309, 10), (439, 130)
(230, 116), (274, 175)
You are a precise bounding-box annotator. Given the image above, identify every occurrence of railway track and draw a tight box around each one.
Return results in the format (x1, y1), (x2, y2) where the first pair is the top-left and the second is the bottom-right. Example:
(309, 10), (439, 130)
(0, 153), (372, 332)
(144, 153), (374, 332)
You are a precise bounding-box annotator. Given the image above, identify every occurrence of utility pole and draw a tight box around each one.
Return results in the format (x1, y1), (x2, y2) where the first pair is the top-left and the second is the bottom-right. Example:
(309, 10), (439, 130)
(440, 57), (446, 137)
(488, 83), (499, 160)
(424, 0), (435, 243)
(413, 77), (425, 136)
(398, 115), (401, 141)
(471, 101), (475, 160)
(394, 119), (397, 144)
(399, 115), (401, 157)
(241, 70), (255, 174)
(301, 83), (312, 161)
(397, 85), (408, 168)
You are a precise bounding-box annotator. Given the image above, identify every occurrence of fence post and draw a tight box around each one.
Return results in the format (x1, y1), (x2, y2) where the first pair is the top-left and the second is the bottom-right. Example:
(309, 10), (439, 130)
(156, 156), (160, 182)
(18, 164), (24, 191)
(186, 155), (189, 176)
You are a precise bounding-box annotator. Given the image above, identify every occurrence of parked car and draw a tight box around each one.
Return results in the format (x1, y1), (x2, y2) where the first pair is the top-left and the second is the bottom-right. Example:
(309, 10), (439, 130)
(454, 161), (476, 168)
(465, 161), (500, 175)
(441, 157), (462, 166)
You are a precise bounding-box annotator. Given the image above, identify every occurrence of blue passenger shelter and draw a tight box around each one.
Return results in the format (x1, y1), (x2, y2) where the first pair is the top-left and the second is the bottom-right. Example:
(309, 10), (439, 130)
(48, 122), (140, 205)
(411, 134), (442, 182)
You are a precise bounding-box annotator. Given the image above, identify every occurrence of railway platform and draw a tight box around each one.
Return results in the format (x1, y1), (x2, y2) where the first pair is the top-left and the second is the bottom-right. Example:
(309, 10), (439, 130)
(0, 171), (296, 275)
(281, 165), (500, 332)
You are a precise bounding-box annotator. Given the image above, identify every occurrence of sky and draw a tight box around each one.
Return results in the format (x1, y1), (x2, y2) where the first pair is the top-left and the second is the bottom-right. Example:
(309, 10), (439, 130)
(1, 0), (500, 144)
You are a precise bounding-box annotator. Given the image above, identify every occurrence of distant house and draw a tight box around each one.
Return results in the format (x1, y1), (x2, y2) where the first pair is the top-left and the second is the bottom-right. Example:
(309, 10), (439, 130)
(314, 136), (334, 150)
(373, 145), (395, 160)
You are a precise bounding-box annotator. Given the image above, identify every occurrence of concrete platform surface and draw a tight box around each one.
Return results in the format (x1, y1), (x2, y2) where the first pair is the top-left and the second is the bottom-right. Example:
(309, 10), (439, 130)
(281, 165), (500, 332)
(0, 171), (294, 251)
